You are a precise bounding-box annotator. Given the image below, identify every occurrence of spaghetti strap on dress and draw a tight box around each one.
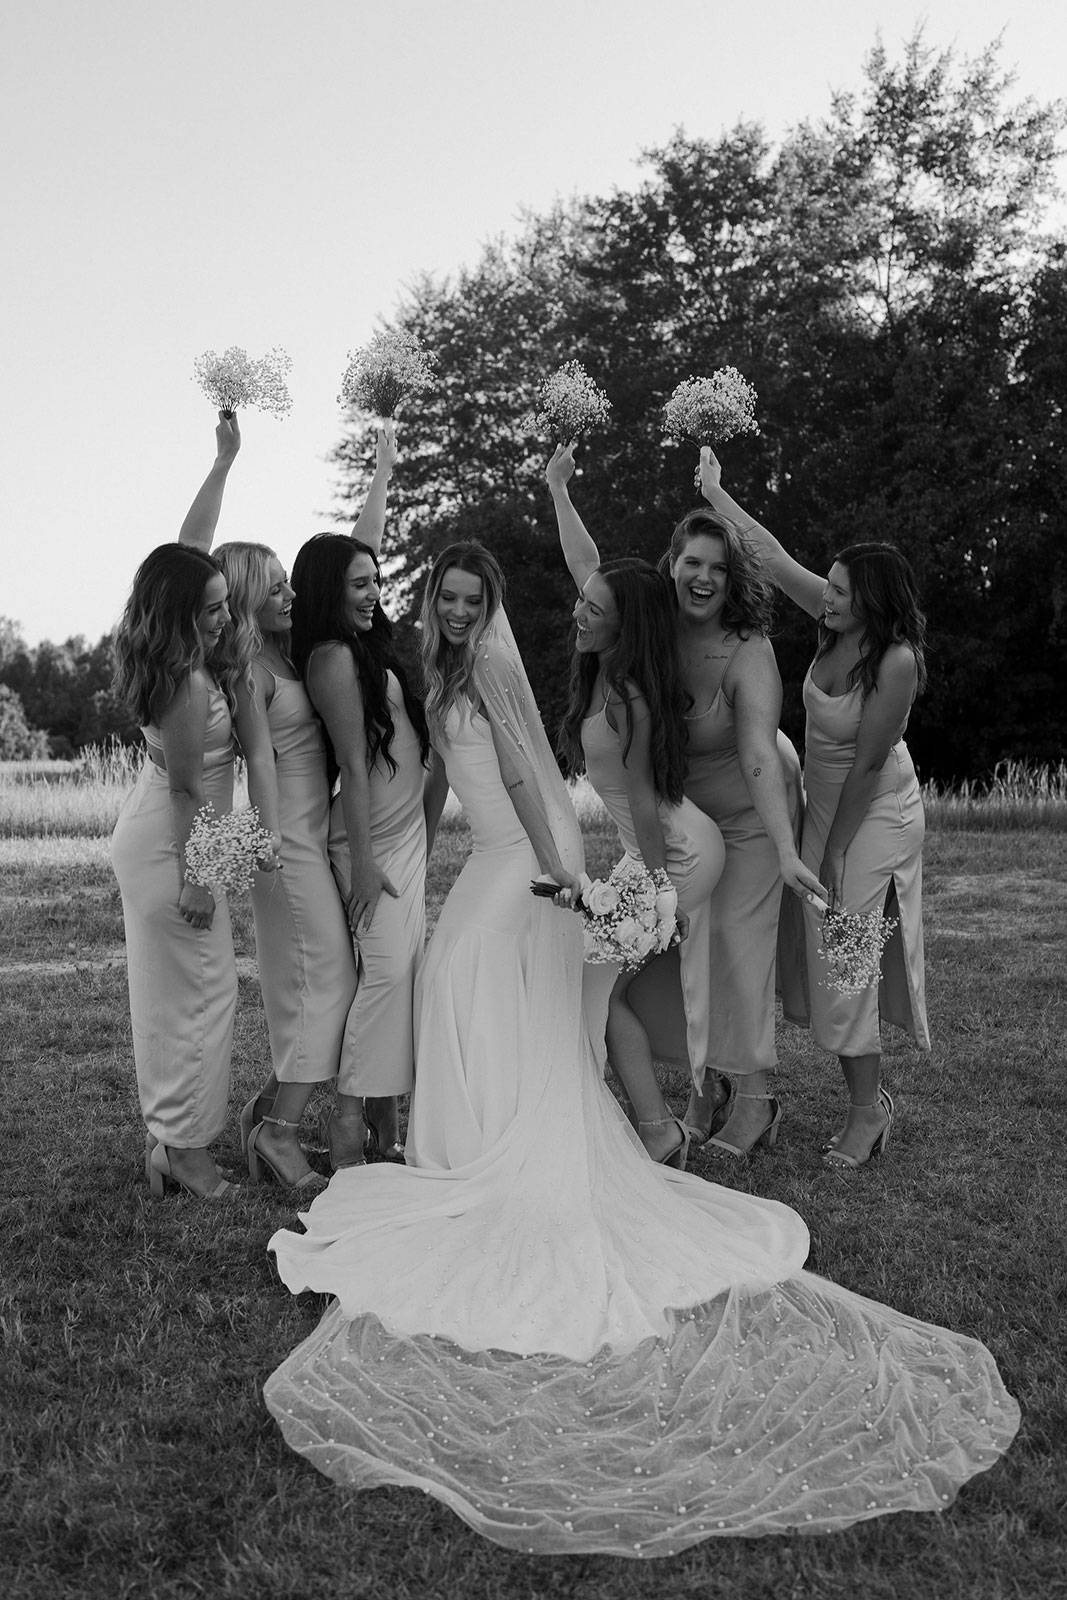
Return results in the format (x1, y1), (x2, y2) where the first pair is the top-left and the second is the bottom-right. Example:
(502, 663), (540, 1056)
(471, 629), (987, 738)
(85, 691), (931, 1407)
(110, 683), (237, 1146)
(251, 669), (356, 1083)
(786, 668), (930, 1054)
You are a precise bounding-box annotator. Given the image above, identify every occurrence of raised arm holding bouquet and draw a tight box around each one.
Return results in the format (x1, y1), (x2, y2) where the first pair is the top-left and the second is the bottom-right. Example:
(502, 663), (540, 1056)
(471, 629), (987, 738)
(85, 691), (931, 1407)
(111, 542), (240, 1200)
(699, 446), (931, 1168)
(547, 470), (726, 1169)
(178, 416), (401, 1191)
(548, 431), (824, 1161)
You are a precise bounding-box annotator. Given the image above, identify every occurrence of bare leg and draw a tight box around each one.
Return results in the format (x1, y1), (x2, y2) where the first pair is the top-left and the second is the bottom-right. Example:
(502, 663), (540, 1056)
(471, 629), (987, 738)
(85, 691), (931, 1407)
(364, 1094), (404, 1159)
(326, 1091), (369, 1169)
(706, 1069), (777, 1156)
(606, 975), (683, 1164)
(825, 1053), (890, 1166)
(253, 1080), (322, 1185)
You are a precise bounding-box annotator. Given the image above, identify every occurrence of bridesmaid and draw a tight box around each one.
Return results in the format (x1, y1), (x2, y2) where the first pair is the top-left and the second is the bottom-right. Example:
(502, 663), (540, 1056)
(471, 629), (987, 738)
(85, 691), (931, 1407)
(290, 525), (430, 1167)
(110, 546), (246, 1198)
(178, 414), (397, 1187)
(547, 447), (825, 1158)
(555, 554), (726, 1167)
(699, 447), (930, 1167)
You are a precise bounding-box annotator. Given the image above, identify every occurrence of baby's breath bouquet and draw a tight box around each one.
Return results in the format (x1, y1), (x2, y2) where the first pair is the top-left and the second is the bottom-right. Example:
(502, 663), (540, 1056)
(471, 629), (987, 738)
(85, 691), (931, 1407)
(184, 804), (275, 897)
(818, 907), (899, 995)
(534, 855), (678, 973)
(520, 360), (612, 442)
(662, 367), (759, 447)
(193, 346), (293, 417)
(338, 328), (436, 417)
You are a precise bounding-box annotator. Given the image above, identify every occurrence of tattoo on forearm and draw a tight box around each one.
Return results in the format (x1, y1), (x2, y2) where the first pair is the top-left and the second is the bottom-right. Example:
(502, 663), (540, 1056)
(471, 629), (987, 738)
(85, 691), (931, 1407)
(752, 766), (762, 777)
(506, 779), (525, 792)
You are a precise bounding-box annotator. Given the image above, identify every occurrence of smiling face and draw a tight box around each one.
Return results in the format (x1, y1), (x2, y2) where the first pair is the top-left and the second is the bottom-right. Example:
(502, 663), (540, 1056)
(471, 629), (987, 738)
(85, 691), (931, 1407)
(196, 572), (230, 655)
(822, 560), (863, 636)
(573, 571), (621, 655)
(255, 556), (295, 637)
(669, 530), (728, 625)
(343, 550), (381, 633)
(435, 566), (484, 647)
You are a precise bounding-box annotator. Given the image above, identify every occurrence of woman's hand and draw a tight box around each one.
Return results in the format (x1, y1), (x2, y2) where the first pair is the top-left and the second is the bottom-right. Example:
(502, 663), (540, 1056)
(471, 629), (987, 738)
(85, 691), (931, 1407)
(698, 445), (722, 499)
(779, 850), (831, 912)
(179, 879), (216, 930)
(819, 847), (846, 910)
(546, 441), (577, 494)
(346, 862), (399, 938)
(215, 410), (241, 466)
(375, 420), (398, 477)
(552, 870), (585, 909)
(256, 831), (284, 875)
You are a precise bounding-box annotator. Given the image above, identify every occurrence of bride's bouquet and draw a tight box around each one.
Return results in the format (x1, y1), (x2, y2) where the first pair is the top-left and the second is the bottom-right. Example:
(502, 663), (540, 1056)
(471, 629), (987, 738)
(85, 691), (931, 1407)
(818, 907), (899, 994)
(338, 328), (436, 418)
(662, 367), (759, 447)
(184, 804), (276, 897)
(193, 346), (293, 417)
(520, 360), (612, 442)
(533, 856), (678, 973)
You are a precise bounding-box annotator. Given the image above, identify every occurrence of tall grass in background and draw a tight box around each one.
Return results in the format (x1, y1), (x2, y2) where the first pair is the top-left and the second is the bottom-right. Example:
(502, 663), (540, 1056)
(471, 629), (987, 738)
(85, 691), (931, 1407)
(1, 748), (1065, 840)
(922, 760), (1067, 831)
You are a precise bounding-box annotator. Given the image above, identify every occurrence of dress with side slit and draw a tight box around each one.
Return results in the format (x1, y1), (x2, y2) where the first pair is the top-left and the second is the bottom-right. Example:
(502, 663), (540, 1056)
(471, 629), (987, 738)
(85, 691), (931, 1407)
(784, 667), (930, 1053)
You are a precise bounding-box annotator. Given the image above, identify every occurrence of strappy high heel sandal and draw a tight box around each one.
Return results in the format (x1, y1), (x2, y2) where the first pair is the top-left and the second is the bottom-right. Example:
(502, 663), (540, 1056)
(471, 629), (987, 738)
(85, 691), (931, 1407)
(363, 1107), (406, 1164)
(145, 1139), (235, 1200)
(682, 1073), (732, 1147)
(823, 1093), (893, 1170)
(325, 1106), (369, 1172)
(239, 1089), (275, 1156)
(706, 1092), (782, 1160)
(247, 1116), (326, 1192)
(822, 1086), (893, 1153)
(637, 1115), (692, 1171)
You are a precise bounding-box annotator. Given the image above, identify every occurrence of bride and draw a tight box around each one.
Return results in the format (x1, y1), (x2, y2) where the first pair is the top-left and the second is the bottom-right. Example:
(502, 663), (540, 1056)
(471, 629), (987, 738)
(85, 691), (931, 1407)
(265, 539), (1017, 1557)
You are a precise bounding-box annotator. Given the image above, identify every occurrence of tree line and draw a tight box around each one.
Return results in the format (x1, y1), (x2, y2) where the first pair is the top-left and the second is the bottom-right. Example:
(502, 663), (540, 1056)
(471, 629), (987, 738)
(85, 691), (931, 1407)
(331, 34), (1067, 785)
(4, 37), (1065, 780)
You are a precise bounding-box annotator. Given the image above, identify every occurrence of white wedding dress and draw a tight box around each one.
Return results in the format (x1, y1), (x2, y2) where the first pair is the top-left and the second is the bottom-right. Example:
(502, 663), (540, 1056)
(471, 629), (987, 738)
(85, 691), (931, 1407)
(265, 701), (1017, 1557)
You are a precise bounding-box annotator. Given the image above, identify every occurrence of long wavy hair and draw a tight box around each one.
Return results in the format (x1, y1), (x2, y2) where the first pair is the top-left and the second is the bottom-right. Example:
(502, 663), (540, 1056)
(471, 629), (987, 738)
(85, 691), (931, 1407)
(558, 558), (689, 804)
(212, 541), (283, 698)
(419, 541), (507, 743)
(818, 542), (928, 699)
(113, 544), (229, 726)
(290, 532), (428, 778)
(658, 506), (775, 637)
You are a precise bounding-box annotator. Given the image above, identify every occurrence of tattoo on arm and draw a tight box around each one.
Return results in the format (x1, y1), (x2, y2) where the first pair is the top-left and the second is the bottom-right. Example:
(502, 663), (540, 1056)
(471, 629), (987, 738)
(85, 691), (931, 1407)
(506, 779), (525, 793)
(752, 766), (762, 778)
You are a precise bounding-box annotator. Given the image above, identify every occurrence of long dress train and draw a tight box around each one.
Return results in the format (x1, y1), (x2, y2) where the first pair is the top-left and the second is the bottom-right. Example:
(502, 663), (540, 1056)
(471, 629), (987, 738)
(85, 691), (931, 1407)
(264, 702), (1016, 1557)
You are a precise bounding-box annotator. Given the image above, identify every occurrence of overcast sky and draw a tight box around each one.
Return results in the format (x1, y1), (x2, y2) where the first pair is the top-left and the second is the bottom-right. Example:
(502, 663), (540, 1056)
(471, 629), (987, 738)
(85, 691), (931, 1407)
(3, 0), (1064, 646)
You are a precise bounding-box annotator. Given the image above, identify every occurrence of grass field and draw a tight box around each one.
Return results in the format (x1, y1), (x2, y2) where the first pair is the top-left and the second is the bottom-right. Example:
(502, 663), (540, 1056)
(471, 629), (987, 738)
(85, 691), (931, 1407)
(2, 762), (1065, 1599)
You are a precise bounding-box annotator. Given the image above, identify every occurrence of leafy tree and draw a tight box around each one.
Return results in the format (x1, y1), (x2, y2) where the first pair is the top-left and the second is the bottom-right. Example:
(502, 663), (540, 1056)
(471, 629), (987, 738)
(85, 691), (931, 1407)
(0, 684), (50, 759)
(329, 32), (1066, 781)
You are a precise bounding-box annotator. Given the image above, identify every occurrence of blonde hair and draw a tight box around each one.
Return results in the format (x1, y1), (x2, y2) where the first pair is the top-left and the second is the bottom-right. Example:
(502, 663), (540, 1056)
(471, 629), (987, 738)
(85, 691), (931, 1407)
(213, 541), (285, 697)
